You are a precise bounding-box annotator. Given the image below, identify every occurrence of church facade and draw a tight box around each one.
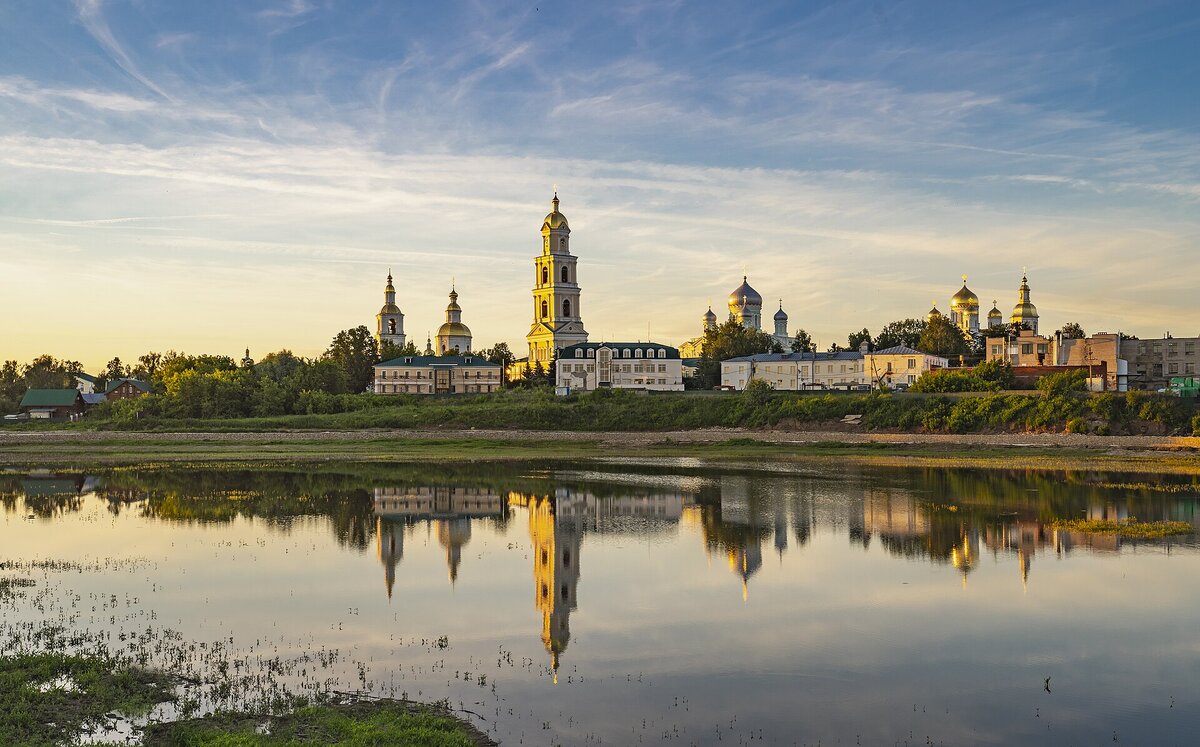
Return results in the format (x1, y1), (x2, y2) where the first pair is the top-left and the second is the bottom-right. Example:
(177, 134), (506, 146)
(680, 275), (793, 357)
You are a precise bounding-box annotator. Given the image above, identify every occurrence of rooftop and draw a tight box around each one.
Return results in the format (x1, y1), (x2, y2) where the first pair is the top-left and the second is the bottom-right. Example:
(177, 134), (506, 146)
(376, 355), (500, 368)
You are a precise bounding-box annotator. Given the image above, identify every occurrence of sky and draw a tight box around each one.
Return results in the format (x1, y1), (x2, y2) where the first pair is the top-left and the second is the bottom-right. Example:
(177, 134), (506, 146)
(1, 0), (1198, 369)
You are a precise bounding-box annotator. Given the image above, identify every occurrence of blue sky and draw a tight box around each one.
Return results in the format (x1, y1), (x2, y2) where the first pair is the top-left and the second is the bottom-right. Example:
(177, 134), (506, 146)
(1, 0), (1198, 367)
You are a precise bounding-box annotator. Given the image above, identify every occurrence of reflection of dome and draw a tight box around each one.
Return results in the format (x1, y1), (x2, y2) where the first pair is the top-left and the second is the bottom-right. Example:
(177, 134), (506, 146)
(437, 518), (472, 583)
(542, 192), (569, 230)
(728, 276), (763, 312)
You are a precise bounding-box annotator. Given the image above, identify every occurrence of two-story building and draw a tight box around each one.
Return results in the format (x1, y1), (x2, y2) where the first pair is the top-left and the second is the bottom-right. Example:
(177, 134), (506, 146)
(863, 346), (949, 388)
(373, 355), (502, 395)
(105, 378), (151, 401)
(556, 342), (684, 392)
(720, 351), (868, 391)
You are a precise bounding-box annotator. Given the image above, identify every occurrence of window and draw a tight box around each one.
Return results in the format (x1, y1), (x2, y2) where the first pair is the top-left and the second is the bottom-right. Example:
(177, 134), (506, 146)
(575, 349), (583, 358)
(635, 349), (643, 358)
(586, 348), (594, 358)
(561, 266), (569, 283)
(563, 299), (571, 317)
(559, 238), (566, 251)
(1037, 344), (1048, 354)
(658, 364), (666, 372)
(1021, 343), (1033, 355)
(623, 349), (631, 358)
(991, 345), (1001, 356)
(541, 300), (548, 318)
(541, 266), (548, 284)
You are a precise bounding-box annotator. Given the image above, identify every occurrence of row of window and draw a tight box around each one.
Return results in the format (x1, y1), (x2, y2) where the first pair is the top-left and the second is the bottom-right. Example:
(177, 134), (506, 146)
(538, 298), (573, 319)
(574, 347), (670, 359)
(378, 369), (499, 379)
(1136, 341), (1198, 356)
(561, 363), (670, 374)
(375, 383), (500, 393)
(755, 363), (861, 374)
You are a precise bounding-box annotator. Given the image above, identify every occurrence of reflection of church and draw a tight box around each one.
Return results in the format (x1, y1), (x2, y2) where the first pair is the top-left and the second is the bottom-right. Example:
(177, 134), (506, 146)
(527, 494), (581, 684)
(372, 487), (505, 593)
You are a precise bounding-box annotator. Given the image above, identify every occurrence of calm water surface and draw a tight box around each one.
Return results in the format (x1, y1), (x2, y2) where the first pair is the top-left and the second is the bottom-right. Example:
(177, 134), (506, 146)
(3, 459), (1200, 746)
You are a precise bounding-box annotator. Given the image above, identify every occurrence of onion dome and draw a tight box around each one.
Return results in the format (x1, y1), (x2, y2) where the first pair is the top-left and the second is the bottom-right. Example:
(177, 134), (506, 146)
(542, 192), (569, 231)
(703, 306), (717, 323)
(437, 287), (472, 338)
(727, 275), (763, 313)
(380, 270), (400, 314)
(927, 302), (942, 322)
(951, 275), (979, 308)
(1012, 274), (1038, 321)
(774, 300), (788, 321)
(988, 300), (1003, 326)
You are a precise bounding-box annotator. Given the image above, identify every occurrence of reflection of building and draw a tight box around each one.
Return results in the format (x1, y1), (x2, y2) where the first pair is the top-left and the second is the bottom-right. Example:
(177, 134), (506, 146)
(372, 487), (505, 589)
(528, 495), (580, 683)
(376, 517), (403, 599)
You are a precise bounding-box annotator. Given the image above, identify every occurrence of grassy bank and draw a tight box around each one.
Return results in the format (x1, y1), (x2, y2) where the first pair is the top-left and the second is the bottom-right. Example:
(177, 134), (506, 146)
(67, 388), (1200, 436)
(0, 651), (491, 746)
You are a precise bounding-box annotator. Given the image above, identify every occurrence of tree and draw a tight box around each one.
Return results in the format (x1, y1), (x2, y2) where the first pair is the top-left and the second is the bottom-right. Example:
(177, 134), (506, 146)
(847, 328), (872, 351)
(827, 342), (845, 353)
(324, 326), (378, 394)
(790, 329), (815, 353)
(875, 319), (925, 350)
(1058, 322), (1085, 339)
(483, 342), (516, 383)
(132, 352), (163, 382)
(103, 357), (129, 382)
(378, 340), (418, 362)
(917, 315), (970, 358)
(695, 319), (781, 388)
(22, 355), (75, 390)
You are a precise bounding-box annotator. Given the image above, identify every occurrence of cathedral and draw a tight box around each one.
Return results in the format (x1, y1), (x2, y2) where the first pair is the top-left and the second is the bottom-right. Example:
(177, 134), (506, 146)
(680, 275), (793, 357)
(933, 273), (1039, 335)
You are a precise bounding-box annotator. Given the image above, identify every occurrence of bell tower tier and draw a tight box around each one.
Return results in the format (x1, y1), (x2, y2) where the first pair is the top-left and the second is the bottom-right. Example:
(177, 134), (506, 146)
(375, 270), (406, 347)
(527, 192), (589, 364)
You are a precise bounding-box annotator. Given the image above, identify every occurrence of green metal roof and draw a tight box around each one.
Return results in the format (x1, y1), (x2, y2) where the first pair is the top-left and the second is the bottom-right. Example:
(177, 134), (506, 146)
(376, 355), (500, 369)
(104, 378), (151, 394)
(20, 389), (84, 407)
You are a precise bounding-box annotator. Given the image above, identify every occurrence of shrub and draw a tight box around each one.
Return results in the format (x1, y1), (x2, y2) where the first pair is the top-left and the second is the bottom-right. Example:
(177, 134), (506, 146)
(1036, 369), (1087, 396)
(1065, 416), (1087, 433)
(742, 379), (775, 407)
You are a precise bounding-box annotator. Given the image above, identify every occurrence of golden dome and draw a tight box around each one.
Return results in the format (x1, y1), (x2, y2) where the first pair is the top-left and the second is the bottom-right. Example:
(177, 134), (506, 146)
(542, 192), (569, 231)
(951, 276), (979, 308)
(437, 321), (472, 337)
(728, 276), (763, 311)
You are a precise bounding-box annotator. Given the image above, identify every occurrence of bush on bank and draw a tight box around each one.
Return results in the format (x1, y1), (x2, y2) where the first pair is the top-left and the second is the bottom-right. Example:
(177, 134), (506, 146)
(82, 385), (1200, 435)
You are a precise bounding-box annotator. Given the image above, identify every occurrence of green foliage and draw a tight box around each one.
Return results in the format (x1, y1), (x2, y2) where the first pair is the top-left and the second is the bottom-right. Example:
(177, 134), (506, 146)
(742, 378), (774, 406)
(695, 318), (781, 388)
(324, 326), (378, 393)
(143, 701), (482, 746)
(917, 314), (970, 358)
(875, 318), (926, 350)
(1058, 322), (1086, 339)
(909, 360), (1013, 393)
(790, 329), (815, 353)
(1193, 413), (1200, 436)
(1065, 416), (1087, 433)
(1037, 369), (1088, 396)
(847, 328), (872, 351)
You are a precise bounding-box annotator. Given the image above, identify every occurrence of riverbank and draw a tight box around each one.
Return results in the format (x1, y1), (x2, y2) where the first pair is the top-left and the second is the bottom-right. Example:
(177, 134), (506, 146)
(3, 428), (1200, 473)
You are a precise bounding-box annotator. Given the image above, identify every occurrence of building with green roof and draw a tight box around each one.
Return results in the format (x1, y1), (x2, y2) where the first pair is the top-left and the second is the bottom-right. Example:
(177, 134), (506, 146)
(18, 389), (85, 419)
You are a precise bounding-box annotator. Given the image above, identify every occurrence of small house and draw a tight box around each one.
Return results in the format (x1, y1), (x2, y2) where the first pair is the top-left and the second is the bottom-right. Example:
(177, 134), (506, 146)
(19, 389), (86, 419)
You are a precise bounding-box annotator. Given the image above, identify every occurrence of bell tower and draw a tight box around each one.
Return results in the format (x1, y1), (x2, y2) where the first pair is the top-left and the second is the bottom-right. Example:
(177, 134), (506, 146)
(375, 270), (406, 348)
(526, 192), (588, 364)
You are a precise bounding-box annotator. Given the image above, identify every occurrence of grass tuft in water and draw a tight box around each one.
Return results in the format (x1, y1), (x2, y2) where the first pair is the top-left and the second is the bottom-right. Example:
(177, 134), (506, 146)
(1048, 518), (1195, 538)
(0, 652), (174, 747)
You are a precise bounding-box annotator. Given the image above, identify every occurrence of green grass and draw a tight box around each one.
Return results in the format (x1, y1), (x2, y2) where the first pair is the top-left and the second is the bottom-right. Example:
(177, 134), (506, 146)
(0, 653), (174, 747)
(1048, 518), (1195, 538)
(143, 701), (492, 746)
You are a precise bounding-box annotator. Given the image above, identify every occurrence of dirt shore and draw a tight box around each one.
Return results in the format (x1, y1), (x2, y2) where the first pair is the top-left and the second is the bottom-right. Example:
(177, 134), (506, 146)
(2, 428), (1198, 451)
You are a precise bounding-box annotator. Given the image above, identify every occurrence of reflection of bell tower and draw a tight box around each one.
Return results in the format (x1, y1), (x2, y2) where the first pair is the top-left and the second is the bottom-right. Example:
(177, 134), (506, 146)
(437, 518), (472, 584)
(376, 517), (404, 600)
(529, 495), (581, 683)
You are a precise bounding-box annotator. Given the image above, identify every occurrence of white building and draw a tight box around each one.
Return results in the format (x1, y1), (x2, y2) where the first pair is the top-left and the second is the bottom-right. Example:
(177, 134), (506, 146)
(863, 346), (948, 388)
(720, 351), (868, 391)
(556, 342), (684, 392)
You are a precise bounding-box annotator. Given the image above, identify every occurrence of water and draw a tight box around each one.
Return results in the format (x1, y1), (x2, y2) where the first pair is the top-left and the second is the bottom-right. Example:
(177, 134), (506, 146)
(3, 459), (1200, 745)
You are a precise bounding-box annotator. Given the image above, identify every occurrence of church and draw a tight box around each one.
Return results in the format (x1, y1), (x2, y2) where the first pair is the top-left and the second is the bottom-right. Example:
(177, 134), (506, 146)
(679, 275), (794, 357)
(372, 273), (476, 355)
(930, 273), (1040, 336)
